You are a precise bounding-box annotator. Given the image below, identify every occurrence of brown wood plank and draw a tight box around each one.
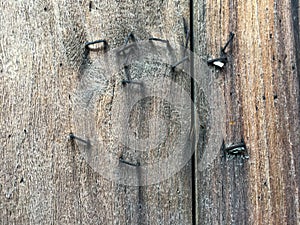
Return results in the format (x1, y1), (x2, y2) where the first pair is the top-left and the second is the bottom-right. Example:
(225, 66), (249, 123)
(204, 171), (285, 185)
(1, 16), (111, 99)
(193, 0), (300, 224)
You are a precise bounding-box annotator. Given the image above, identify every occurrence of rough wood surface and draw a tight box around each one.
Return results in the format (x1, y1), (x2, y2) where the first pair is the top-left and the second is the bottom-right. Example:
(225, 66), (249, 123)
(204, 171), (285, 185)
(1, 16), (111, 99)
(193, 0), (300, 224)
(0, 1), (192, 224)
(1, 0), (299, 224)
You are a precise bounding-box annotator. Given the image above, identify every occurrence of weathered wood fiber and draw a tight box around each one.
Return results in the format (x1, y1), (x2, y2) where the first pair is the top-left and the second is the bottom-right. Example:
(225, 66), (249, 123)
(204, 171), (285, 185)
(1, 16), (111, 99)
(0, 1), (192, 224)
(193, 0), (300, 224)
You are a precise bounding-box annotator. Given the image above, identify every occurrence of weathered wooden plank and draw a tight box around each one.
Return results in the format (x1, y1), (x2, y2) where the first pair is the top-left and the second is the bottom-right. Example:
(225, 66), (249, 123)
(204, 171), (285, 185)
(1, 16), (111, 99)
(0, 0), (193, 224)
(193, 0), (300, 224)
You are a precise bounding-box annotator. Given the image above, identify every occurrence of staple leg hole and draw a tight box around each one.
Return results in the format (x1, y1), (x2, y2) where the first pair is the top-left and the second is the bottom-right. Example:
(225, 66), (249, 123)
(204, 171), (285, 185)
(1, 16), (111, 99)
(89, 1), (92, 11)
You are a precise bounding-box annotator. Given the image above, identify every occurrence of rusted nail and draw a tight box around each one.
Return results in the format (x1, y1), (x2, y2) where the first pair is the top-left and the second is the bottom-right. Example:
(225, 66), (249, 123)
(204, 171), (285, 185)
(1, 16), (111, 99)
(207, 56), (227, 68)
(221, 32), (235, 54)
(85, 39), (108, 51)
(149, 37), (169, 44)
(116, 32), (136, 55)
(172, 56), (189, 70)
(225, 143), (246, 154)
(207, 32), (235, 69)
(224, 141), (249, 158)
(119, 157), (140, 167)
(69, 133), (91, 146)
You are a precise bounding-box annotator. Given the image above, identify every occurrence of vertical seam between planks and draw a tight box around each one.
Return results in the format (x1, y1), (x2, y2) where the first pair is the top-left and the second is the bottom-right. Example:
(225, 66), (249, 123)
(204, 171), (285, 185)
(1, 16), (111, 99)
(189, 0), (197, 224)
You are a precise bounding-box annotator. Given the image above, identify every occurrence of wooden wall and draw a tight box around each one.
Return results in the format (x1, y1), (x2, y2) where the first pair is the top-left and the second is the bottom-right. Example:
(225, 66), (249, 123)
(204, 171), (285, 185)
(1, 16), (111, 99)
(0, 0), (299, 224)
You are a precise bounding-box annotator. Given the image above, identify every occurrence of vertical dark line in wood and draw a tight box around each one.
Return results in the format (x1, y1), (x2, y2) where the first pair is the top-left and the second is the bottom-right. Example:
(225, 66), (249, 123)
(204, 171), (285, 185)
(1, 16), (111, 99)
(189, 0), (196, 224)
(291, 0), (300, 102)
(290, 0), (300, 220)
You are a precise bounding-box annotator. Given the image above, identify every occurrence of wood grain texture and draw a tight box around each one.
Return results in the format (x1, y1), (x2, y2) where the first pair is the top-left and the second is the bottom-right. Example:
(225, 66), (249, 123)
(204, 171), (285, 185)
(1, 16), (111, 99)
(0, 0), (192, 224)
(193, 0), (300, 224)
